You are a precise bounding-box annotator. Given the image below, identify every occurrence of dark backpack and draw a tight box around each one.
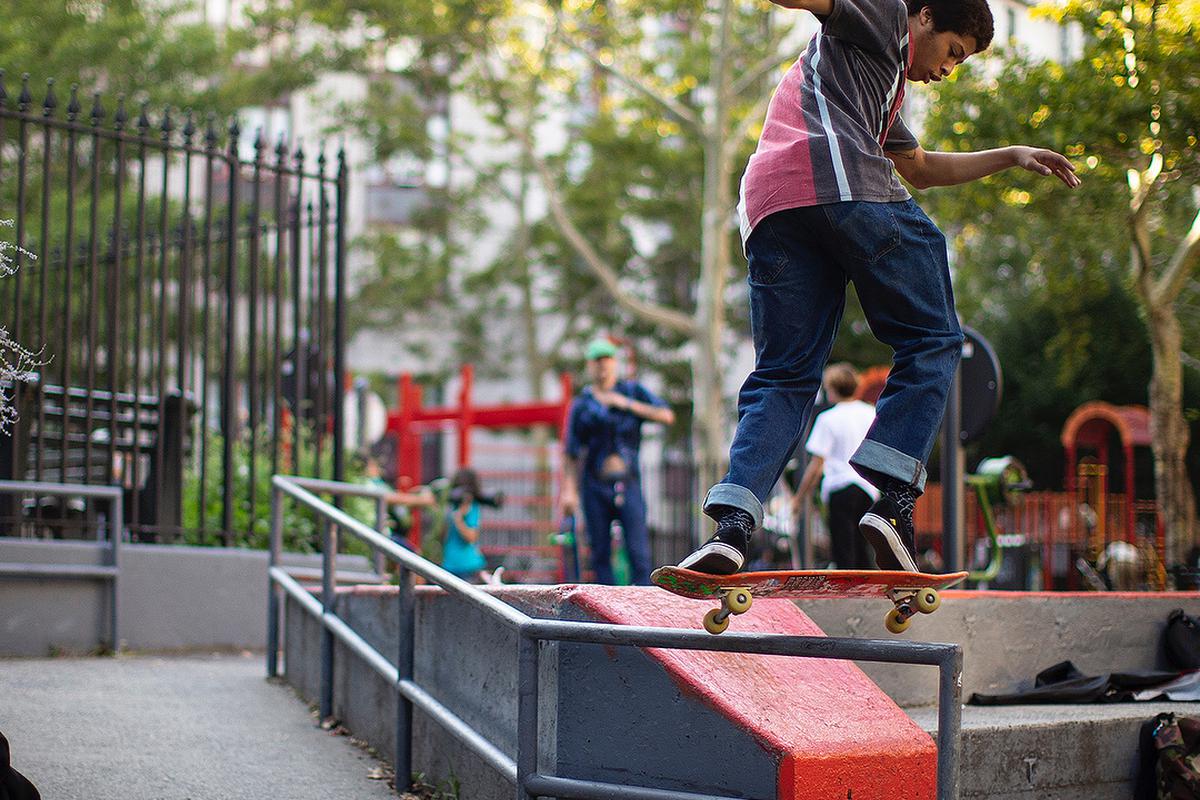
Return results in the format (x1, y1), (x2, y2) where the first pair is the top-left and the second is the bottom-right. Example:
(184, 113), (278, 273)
(1137, 713), (1200, 800)
(1165, 609), (1200, 670)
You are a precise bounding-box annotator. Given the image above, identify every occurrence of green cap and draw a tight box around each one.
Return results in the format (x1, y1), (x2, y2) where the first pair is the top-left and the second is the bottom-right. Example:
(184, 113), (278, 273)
(585, 337), (618, 360)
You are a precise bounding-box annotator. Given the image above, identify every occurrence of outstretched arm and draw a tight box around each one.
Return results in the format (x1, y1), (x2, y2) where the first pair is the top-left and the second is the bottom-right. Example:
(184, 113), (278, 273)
(887, 145), (1081, 190)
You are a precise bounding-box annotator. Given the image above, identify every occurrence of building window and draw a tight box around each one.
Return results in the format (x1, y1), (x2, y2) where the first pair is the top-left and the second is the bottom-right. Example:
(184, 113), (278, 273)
(365, 182), (430, 227)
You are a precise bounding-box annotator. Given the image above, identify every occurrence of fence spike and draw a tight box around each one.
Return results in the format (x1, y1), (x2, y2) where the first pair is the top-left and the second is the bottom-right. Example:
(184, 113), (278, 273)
(42, 78), (57, 117)
(19, 74), (32, 112)
(90, 92), (105, 126)
(161, 106), (174, 138)
(137, 101), (150, 135)
(205, 112), (218, 151)
(294, 138), (306, 168)
(254, 126), (266, 161)
(317, 148), (327, 176)
(182, 109), (196, 143)
(275, 132), (288, 165)
(66, 84), (80, 121)
(113, 95), (127, 130)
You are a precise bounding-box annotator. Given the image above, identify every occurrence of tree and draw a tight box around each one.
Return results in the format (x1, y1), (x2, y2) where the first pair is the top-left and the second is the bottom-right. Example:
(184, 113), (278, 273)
(487, 0), (803, 481)
(919, 0), (1200, 563)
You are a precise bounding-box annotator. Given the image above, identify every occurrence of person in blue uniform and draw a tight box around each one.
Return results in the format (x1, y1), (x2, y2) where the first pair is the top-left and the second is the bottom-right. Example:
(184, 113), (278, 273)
(559, 338), (675, 584)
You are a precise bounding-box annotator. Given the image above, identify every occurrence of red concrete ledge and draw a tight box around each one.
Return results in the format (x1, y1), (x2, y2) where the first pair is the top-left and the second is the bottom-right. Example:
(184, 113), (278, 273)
(566, 586), (936, 800)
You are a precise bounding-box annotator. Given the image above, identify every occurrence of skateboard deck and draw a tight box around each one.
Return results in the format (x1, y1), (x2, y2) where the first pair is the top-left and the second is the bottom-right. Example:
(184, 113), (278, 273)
(651, 565), (968, 635)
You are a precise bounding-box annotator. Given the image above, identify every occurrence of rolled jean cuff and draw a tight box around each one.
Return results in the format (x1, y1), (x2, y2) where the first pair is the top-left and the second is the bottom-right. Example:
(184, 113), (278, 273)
(702, 483), (763, 529)
(850, 440), (928, 493)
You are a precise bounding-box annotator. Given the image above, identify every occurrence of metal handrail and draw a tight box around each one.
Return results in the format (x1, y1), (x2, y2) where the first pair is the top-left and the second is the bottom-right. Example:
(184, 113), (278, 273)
(0, 479), (124, 650)
(268, 474), (962, 800)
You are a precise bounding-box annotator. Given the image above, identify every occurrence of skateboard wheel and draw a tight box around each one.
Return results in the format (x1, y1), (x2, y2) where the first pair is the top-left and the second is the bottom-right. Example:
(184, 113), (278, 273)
(914, 588), (941, 614)
(726, 589), (753, 615)
(885, 607), (911, 634)
(703, 608), (730, 635)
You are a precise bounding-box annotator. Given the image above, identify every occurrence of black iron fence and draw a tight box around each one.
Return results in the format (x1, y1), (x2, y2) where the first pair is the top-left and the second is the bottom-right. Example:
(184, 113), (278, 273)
(0, 72), (346, 545)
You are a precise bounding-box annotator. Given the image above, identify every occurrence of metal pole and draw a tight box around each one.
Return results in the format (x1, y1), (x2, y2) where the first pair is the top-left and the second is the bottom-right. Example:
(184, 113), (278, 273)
(374, 496), (387, 576)
(941, 363), (963, 572)
(267, 485), (282, 677)
(936, 646), (963, 800)
(319, 519), (337, 719)
(110, 491), (123, 653)
(395, 562), (415, 790)
(331, 148), (348, 485)
(516, 632), (540, 800)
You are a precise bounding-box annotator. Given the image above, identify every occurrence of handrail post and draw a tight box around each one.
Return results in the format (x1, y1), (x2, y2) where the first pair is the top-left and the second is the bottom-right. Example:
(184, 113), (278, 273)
(374, 495), (387, 576)
(109, 489), (123, 653)
(267, 484), (282, 677)
(395, 558), (415, 790)
(516, 630), (540, 800)
(937, 646), (963, 800)
(319, 519), (337, 720)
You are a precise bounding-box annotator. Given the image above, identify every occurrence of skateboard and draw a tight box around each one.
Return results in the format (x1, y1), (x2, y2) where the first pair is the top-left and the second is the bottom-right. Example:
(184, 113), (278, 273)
(651, 566), (969, 635)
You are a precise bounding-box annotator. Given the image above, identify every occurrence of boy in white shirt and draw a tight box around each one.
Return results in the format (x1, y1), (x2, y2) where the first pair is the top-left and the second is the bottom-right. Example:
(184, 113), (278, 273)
(792, 364), (880, 569)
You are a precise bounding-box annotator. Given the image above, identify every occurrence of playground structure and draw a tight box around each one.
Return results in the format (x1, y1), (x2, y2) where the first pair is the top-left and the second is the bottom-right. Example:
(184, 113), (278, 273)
(907, 401), (1165, 590)
(385, 365), (573, 581)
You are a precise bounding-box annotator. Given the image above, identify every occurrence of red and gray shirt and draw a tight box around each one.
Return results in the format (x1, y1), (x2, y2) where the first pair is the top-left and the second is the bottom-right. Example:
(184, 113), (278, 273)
(738, 0), (919, 244)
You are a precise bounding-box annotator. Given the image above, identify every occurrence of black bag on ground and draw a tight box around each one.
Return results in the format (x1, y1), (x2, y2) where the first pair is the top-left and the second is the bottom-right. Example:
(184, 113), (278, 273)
(1165, 610), (1200, 670)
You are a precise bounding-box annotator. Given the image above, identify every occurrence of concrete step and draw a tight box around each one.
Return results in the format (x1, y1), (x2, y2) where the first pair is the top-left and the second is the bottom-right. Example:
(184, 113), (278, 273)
(907, 701), (1200, 799)
(802, 591), (1200, 708)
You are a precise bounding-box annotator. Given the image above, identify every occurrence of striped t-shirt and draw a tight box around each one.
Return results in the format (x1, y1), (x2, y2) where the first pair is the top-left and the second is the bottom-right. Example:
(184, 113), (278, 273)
(737, 0), (919, 244)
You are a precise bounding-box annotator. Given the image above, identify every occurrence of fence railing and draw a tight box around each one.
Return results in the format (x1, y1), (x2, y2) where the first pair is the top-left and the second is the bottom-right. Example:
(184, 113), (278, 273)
(0, 72), (347, 546)
(0, 479), (123, 649)
(267, 474), (964, 800)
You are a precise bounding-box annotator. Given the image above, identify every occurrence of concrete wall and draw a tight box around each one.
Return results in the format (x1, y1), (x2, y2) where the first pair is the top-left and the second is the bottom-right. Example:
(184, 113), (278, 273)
(802, 590), (1200, 707)
(284, 585), (937, 800)
(0, 538), (377, 656)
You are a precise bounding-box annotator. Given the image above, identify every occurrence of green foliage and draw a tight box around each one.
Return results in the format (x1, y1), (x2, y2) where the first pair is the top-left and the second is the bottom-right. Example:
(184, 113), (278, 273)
(916, 0), (1200, 488)
(0, 1), (340, 115)
(181, 426), (375, 556)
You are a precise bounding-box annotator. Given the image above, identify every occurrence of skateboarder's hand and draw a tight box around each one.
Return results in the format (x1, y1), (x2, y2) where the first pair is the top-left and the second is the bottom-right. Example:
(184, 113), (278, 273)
(1013, 146), (1080, 188)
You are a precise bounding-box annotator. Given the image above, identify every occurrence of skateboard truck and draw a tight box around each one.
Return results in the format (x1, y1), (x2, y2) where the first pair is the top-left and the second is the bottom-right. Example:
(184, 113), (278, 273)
(883, 587), (942, 633)
(702, 587), (754, 635)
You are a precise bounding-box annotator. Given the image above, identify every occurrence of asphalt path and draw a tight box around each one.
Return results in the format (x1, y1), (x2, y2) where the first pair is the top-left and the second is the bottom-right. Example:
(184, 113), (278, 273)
(0, 652), (398, 799)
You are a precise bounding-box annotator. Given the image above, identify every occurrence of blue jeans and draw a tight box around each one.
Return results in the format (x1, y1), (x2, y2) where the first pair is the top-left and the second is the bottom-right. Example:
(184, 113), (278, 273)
(580, 477), (652, 585)
(705, 200), (963, 527)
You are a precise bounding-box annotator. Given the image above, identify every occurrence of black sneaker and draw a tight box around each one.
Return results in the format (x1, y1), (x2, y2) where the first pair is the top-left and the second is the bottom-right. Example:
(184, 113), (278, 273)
(859, 496), (920, 572)
(678, 508), (754, 575)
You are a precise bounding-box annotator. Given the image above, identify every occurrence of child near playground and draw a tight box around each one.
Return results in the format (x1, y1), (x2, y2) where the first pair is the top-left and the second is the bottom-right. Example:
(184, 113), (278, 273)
(442, 468), (500, 584)
(791, 363), (879, 570)
(679, 0), (1080, 576)
(362, 453), (436, 547)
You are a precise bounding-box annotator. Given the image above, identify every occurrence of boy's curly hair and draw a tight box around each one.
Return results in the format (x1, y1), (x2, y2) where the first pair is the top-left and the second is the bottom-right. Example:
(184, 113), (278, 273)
(905, 0), (994, 53)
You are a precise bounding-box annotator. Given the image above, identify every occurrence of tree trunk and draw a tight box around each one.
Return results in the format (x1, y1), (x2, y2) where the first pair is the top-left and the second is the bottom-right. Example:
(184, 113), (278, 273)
(691, 0), (737, 498)
(1146, 302), (1198, 567)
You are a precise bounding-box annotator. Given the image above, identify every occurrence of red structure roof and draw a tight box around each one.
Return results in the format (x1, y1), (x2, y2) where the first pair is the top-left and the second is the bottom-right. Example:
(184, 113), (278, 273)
(1060, 401), (1151, 450)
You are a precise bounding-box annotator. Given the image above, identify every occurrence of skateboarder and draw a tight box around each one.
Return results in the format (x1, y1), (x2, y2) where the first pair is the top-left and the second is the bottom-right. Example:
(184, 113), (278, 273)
(679, 0), (1079, 576)
(560, 337), (675, 584)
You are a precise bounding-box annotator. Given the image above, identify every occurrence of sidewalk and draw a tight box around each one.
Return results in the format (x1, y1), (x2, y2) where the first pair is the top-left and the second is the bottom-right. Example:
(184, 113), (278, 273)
(0, 652), (398, 800)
